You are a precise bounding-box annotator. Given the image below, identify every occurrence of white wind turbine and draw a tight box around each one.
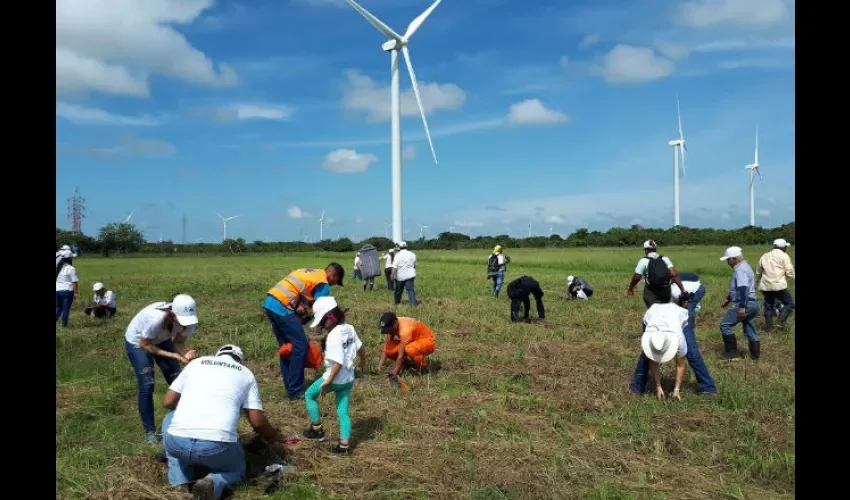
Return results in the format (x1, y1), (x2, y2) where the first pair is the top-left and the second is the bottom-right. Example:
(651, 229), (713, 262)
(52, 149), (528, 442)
(527, 221), (532, 238)
(217, 213), (239, 241)
(667, 96), (688, 227)
(384, 222), (392, 239)
(417, 222), (430, 239)
(745, 126), (762, 226)
(319, 210), (326, 241)
(342, 0), (442, 244)
(448, 225), (455, 232)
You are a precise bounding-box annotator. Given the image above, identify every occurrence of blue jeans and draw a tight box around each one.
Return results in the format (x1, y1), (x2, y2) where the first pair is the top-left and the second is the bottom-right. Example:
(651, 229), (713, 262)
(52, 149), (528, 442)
(720, 299), (760, 342)
(491, 272), (505, 296)
(162, 411), (245, 499)
(394, 278), (417, 305)
(763, 289), (794, 323)
(352, 269), (362, 281)
(125, 340), (182, 434)
(56, 290), (74, 327)
(630, 286), (717, 394)
(265, 309), (307, 397)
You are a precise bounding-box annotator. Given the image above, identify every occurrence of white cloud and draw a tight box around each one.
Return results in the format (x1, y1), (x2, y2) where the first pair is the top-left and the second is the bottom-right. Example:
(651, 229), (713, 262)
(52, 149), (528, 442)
(677, 0), (791, 29)
(56, 0), (238, 98)
(579, 34), (601, 48)
(506, 99), (569, 126)
(693, 37), (795, 52)
(56, 102), (164, 126)
(287, 206), (312, 219)
(341, 70), (466, 122)
(453, 221), (484, 228)
(546, 215), (566, 224)
(559, 56), (570, 69)
(402, 144), (416, 161)
(197, 103), (294, 122)
(323, 149), (379, 174)
(598, 45), (675, 84)
(654, 41), (690, 62)
(758, 209), (770, 217)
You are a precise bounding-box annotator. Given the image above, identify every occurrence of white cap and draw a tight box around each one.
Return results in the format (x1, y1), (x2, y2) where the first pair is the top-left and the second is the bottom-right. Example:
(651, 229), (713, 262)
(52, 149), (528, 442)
(643, 240), (656, 249)
(170, 294), (198, 326)
(93, 282), (105, 292)
(720, 246), (744, 261)
(773, 238), (790, 248)
(310, 296), (339, 328)
(216, 344), (244, 362)
(567, 275), (575, 284)
(641, 326), (679, 363)
(397, 241), (408, 248)
(60, 245), (71, 251)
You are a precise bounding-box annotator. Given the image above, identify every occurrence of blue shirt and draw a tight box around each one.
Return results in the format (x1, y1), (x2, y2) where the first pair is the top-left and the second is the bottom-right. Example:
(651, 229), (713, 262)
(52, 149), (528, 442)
(575, 277), (592, 293)
(263, 283), (330, 317)
(728, 260), (757, 306)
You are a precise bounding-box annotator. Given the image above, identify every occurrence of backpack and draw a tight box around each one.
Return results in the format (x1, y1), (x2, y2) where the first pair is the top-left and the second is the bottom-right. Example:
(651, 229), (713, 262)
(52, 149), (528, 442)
(645, 255), (671, 287)
(487, 253), (500, 273)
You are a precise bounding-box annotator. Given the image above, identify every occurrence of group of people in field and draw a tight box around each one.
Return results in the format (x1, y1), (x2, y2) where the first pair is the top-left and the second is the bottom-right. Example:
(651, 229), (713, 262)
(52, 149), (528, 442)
(57, 236), (794, 499)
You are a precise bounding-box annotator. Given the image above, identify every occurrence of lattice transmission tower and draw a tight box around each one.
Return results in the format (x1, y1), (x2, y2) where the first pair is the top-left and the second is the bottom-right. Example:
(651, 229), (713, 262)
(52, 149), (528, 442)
(66, 187), (86, 234)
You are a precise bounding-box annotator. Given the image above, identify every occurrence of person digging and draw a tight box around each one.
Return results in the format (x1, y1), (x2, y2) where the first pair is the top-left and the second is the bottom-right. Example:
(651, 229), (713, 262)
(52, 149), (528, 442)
(375, 312), (436, 388)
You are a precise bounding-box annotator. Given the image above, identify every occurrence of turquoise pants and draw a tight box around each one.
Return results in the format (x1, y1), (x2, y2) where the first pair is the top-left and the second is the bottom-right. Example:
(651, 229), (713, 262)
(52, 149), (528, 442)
(305, 378), (354, 440)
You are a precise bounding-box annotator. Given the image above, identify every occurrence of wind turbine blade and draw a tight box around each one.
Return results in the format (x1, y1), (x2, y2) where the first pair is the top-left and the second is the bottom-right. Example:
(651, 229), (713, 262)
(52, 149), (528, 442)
(403, 0), (442, 41)
(342, 0), (402, 40)
(756, 166), (762, 181)
(677, 96), (684, 141)
(679, 144), (686, 177)
(401, 46), (438, 164)
(754, 125), (759, 165)
(217, 213), (224, 220)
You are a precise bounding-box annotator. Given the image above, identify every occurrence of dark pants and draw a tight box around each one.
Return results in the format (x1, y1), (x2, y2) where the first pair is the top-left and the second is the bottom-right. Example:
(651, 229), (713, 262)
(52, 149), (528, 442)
(56, 290), (75, 327)
(85, 305), (117, 318)
(642, 285), (671, 308)
(352, 269), (362, 281)
(630, 284), (717, 394)
(762, 289), (794, 327)
(385, 269), (394, 290)
(125, 339), (181, 434)
(510, 290), (545, 322)
(394, 278), (417, 305)
(265, 309), (308, 397)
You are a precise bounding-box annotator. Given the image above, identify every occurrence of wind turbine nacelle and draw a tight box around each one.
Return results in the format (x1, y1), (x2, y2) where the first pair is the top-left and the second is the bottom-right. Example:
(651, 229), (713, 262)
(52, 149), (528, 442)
(382, 39), (400, 51)
(668, 140), (680, 146)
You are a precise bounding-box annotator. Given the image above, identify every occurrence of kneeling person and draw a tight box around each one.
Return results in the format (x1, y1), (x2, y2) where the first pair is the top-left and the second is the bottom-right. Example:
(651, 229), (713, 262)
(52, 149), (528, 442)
(566, 275), (593, 300)
(376, 312), (436, 376)
(85, 282), (117, 318)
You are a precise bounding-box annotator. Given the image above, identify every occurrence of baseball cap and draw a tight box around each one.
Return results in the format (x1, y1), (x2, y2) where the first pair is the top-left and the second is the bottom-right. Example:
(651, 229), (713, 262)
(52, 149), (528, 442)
(773, 238), (791, 248)
(567, 275), (574, 285)
(379, 312), (398, 334)
(170, 294), (198, 326)
(327, 262), (345, 286)
(720, 246), (744, 261)
(216, 344), (245, 362)
(310, 296), (339, 328)
(397, 241), (408, 249)
(93, 282), (104, 292)
(494, 245), (502, 252)
(60, 244), (71, 251)
(643, 240), (657, 250)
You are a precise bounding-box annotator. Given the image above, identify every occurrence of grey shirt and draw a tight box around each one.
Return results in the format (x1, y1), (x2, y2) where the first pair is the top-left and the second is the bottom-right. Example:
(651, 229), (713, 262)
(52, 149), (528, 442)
(728, 260), (758, 303)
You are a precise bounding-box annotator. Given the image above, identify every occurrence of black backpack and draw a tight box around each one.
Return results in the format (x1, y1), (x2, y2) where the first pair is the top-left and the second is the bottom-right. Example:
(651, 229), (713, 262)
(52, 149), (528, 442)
(645, 255), (671, 287)
(488, 253), (500, 273)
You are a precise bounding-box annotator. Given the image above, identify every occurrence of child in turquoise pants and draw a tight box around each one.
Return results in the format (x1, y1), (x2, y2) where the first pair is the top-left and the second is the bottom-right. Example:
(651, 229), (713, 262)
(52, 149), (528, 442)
(300, 296), (366, 455)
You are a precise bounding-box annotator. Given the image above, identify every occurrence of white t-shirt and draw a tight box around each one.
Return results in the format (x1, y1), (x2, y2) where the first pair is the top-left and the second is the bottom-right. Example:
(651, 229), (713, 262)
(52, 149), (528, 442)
(94, 290), (117, 308)
(670, 280), (702, 300)
(392, 249), (417, 281)
(322, 323), (363, 385)
(354, 256), (362, 270)
(383, 254), (393, 269)
(56, 264), (79, 292)
(642, 302), (688, 358)
(165, 355), (263, 442)
(124, 301), (197, 347)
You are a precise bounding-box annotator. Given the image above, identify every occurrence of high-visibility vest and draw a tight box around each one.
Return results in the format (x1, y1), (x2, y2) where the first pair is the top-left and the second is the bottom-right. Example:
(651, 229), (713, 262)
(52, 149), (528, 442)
(267, 268), (329, 309)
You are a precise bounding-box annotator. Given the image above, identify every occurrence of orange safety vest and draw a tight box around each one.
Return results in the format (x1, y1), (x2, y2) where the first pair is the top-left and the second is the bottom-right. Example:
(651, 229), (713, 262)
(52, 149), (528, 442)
(267, 268), (329, 309)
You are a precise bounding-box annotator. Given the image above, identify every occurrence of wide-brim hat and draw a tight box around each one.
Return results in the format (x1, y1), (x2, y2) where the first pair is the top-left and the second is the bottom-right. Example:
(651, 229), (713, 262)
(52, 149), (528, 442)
(641, 326), (679, 363)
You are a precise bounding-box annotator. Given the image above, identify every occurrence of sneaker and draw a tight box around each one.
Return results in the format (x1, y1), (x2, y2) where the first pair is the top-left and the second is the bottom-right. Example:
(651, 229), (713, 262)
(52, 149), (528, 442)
(192, 477), (215, 500)
(301, 426), (326, 441)
(144, 432), (159, 445)
(330, 444), (351, 455)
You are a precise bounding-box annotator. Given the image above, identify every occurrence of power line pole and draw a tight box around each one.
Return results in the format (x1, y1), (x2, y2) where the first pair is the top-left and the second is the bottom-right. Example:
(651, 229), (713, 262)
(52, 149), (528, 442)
(66, 187), (86, 234)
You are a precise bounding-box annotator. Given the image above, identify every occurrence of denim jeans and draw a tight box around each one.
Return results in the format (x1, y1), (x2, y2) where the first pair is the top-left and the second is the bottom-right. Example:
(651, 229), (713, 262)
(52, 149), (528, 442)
(125, 339), (182, 434)
(720, 299), (760, 342)
(352, 269), (362, 281)
(491, 272), (505, 296)
(763, 289), (795, 323)
(630, 285), (717, 394)
(162, 411), (246, 499)
(56, 290), (75, 327)
(384, 269), (394, 290)
(394, 278), (417, 305)
(265, 309), (308, 397)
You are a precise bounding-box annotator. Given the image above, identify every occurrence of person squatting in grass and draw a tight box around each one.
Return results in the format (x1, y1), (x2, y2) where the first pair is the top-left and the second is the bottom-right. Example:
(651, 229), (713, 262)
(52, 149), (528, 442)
(566, 275), (593, 300)
(506, 275), (546, 322)
(263, 263), (345, 400)
(376, 312), (436, 382)
(639, 302), (689, 401)
(56, 252), (79, 328)
(626, 240), (687, 308)
(719, 246), (761, 361)
(630, 272), (718, 396)
(85, 282), (117, 318)
(124, 294), (200, 444)
(161, 344), (290, 500)
(300, 296), (366, 455)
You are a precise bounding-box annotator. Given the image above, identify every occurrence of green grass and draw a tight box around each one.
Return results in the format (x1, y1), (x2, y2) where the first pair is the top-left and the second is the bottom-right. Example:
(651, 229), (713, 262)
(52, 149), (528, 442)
(56, 247), (795, 500)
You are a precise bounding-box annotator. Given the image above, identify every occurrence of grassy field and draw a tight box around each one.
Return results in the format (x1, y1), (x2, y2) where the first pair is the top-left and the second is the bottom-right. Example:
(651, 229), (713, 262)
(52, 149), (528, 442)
(56, 247), (795, 500)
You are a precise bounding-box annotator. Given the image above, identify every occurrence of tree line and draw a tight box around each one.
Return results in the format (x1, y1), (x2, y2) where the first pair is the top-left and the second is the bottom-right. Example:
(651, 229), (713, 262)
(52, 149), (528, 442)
(56, 221), (795, 257)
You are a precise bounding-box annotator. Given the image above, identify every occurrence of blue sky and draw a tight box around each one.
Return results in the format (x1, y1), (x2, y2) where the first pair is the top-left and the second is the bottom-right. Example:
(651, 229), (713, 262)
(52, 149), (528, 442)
(56, 0), (795, 243)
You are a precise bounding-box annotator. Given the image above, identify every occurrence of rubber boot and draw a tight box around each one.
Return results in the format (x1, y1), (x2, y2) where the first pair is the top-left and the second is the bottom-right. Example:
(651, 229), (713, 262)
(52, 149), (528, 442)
(369, 283), (374, 291)
(763, 311), (774, 332)
(777, 307), (791, 329)
(748, 340), (760, 360)
(721, 336), (742, 361)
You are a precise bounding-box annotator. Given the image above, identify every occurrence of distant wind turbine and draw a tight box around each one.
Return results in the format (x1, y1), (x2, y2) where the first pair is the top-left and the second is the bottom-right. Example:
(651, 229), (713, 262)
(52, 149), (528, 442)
(217, 213), (239, 241)
(384, 222), (392, 239)
(448, 225), (455, 232)
(417, 222), (430, 239)
(123, 211), (134, 223)
(319, 210), (326, 241)
(527, 221), (532, 238)
(667, 95), (688, 227)
(745, 126), (763, 226)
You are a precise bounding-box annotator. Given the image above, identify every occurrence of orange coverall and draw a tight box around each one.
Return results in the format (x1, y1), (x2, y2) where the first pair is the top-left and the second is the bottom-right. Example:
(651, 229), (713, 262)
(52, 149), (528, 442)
(383, 317), (436, 367)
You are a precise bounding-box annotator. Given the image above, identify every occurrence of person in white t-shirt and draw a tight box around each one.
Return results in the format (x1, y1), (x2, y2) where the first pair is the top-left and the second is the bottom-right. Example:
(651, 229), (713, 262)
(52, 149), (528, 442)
(85, 282), (117, 318)
(391, 241), (419, 305)
(637, 302), (688, 401)
(300, 296), (366, 455)
(352, 252), (363, 282)
(55, 254), (79, 328)
(161, 344), (288, 500)
(381, 249), (395, 290)
(124, 294), (201, 444)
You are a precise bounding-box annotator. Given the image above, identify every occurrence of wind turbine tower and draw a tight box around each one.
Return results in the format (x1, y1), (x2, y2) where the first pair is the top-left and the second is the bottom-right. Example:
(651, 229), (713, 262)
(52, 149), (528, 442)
(667, 96), (688, 227)
(217, 213), (239, 241)
(745, 126), (762, 226)
(341, 0), (442, 244)
(319, 210), (326, 241)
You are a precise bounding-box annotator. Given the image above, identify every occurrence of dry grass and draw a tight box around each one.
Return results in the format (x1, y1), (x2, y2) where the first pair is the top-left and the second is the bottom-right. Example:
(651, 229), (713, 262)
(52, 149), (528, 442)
(56, 247), (794, 499)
